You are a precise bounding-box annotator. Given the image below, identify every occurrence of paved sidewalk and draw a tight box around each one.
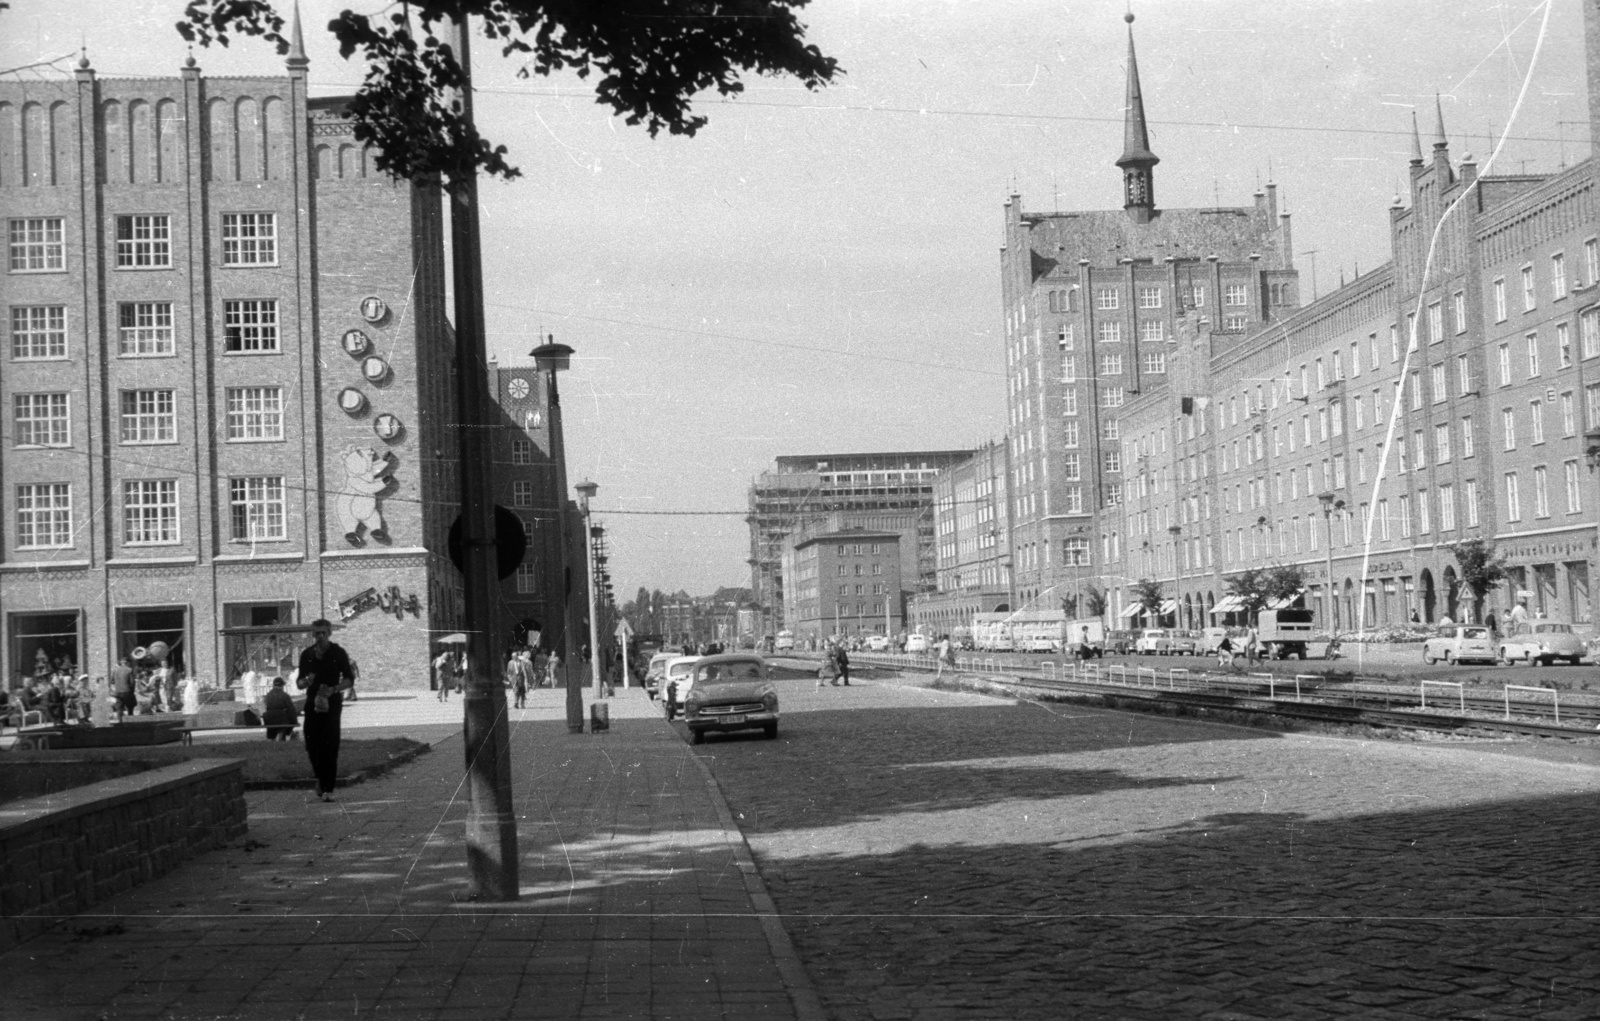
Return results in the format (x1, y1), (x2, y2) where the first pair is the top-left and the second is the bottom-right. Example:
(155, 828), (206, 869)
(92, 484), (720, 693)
(0, 688), (820, 1021)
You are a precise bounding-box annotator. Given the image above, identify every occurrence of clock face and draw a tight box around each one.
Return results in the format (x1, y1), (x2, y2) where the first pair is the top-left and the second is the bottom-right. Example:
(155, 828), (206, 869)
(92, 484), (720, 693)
(374, 413), (403, 441)
(341, 329), (371, 356)
(508, 377), (530, 400)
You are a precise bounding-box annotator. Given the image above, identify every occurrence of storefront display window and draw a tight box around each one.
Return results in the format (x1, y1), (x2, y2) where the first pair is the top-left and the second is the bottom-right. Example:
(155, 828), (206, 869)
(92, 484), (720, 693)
(9, 611), (80, 691)
(222, 602), (298, 681)
(117, 606), (189, 675)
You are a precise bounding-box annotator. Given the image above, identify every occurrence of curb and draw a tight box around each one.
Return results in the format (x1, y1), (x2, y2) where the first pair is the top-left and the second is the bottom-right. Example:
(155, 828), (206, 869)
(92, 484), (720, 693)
(242, 741), (432, 791)
(674, 723), (826, 1021)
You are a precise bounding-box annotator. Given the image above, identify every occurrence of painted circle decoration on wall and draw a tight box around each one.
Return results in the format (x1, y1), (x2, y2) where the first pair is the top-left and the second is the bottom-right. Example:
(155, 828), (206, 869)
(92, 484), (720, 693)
(374, 413), (404, 441)
(508, 377), (530, 400)
(342, 328), (371, 357)
(360, 296), (388, 323)
(362, 356), (390, 383)
(338, 388), (367, 414)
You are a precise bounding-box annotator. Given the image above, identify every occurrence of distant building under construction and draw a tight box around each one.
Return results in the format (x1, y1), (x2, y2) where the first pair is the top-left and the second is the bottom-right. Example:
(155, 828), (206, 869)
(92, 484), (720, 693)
(746, 450), (975, 634)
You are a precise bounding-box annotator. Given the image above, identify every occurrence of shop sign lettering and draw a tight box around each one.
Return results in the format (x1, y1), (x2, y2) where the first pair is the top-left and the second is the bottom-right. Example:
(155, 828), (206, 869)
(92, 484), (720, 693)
(339, 585), (422, 622)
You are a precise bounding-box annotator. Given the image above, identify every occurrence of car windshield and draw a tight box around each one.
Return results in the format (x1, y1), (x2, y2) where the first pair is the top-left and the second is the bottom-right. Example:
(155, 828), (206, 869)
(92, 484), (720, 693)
(1460, 628), (1489, 639)
(1535, 623), (1572, 634)
(696, 662), (763, 684)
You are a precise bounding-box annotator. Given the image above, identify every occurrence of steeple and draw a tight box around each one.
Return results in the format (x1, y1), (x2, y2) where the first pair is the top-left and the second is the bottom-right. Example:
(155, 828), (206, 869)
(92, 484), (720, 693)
(286, 1), (308, 72)
(1409, 111), (1424, 165)
(1114, 13), (1159, 224)
(1432, 93), (1448, 149)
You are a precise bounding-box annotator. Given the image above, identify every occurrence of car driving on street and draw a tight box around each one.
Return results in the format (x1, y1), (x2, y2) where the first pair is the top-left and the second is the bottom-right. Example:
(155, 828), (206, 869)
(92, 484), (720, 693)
(1421, 626), (1497, 665)
(1498, 621), (1587, 666)
(682, 653), (780, 744)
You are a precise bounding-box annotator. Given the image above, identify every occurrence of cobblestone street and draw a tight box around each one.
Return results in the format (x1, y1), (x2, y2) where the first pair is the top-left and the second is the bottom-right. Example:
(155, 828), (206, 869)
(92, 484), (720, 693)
(688, 671), (1600, 1020)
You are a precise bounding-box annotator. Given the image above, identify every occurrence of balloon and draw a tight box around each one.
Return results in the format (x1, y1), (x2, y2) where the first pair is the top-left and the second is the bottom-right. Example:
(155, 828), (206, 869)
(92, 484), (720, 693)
(147, 641), (170, 662)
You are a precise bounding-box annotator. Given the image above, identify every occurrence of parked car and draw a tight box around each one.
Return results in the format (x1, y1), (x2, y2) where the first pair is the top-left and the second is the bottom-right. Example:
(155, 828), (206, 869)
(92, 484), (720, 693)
(864, 635), (890, 652)
(1498, 621), (1587, 666)
(1105, 630), (1136, 655)
(682, 654), (779, 744)
(1134, 628), (1172, 655)
(1421, 626), (1497, 665)
(904, 634), (930, 654)
(1200, 627), (1232, 654)
(661, 655), (702, 718)
(774, 631), (795, 651)
(644, 651), (677, 699)
(1166, 630), (1199, 655)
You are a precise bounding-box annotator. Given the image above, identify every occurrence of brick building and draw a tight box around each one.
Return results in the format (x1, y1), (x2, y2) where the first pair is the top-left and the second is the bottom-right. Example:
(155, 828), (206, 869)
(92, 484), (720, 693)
(912, 440), (1012, 637)
(0, 30), (555, 689)
(781, 528), (903, 646)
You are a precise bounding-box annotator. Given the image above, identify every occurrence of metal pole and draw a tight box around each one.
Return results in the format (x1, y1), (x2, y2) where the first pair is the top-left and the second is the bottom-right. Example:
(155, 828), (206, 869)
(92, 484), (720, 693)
(1324, 507), (1337, 631)
(446, 15), (517, 901)
(585, 509), (603, 698)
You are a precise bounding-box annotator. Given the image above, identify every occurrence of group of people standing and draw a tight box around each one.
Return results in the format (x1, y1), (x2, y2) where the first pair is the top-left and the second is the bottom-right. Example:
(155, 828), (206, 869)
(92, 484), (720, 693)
(815, 640), (852, 688)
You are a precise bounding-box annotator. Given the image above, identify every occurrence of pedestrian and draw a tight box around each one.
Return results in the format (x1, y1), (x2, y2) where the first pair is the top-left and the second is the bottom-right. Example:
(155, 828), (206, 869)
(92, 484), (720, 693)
(816, 642), (840, 689)
(1410, 608), (1421, 624)
(262, 676), (298, 741)
(296, 619), (354, 802)
(1244, 624), (1260, 666)
(834, 642), (851, 686)
(1216, 633), (1235, 669)
(546, 649), (562, 688)
(533, 648), (549, 687)
(1509, 599), (1529, 625)
(935, 635), (954, 678)
(1076, 626), (1094, 661)
(433, 647), (457, 701)
(109, 654), (135, 721)
(509, 650), (533, 709)
(1485, 609), (1498, 636)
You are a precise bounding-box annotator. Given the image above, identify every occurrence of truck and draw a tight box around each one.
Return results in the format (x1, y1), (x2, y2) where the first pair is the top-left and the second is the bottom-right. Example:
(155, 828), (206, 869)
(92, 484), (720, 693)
(1257, 609), (1314, 660)
(1064, 618), (1106, 658)
(971, 613), (1015, 652)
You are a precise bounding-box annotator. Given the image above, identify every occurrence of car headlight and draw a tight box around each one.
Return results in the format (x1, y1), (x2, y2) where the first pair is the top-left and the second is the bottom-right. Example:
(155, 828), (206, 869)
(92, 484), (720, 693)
(762, 691), (778, 710)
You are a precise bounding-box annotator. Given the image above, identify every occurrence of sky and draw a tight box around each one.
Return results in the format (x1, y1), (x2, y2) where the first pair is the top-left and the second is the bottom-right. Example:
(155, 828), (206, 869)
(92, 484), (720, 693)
(1, 0), (1589, 604)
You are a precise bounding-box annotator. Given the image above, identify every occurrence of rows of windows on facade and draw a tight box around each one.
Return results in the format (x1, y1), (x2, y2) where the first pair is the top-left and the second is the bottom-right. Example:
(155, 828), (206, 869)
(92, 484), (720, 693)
(9, 213), (297, 549)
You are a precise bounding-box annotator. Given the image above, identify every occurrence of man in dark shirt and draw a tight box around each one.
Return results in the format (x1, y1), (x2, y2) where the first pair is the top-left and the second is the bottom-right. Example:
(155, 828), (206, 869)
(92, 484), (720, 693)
(297, 619), (353, 802)
(110, 655), (136, 720)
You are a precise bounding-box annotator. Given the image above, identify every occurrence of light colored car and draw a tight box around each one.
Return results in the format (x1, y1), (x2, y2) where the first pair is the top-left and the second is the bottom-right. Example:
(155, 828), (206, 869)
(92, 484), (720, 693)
(661, 655), (701, 716)
(1498, 621), (1587, 666)
(644, 652), (677, 698)
(775, 631), (795, 651)
(1166, 630), (1199, 655)
(1421, 626), (1497, 665)
(682, 654), (779, 744)
(864, 635), (890, 652)
(904, 634), (930, 654)
(1134, 628), (1171, 655)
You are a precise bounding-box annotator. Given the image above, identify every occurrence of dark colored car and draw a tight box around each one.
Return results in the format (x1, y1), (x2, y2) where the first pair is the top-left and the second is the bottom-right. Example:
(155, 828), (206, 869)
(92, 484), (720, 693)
(1105, 630), (1135, 655)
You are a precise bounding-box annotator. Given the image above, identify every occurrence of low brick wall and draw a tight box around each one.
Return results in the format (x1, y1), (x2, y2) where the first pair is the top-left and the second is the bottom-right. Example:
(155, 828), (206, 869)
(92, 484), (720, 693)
(0, 758), (247, 951)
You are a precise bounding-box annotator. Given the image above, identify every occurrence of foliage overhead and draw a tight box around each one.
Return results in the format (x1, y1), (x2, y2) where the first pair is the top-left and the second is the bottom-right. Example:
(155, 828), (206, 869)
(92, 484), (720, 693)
(1084, 584), (1108, 619)
(176, 0), (841, 189)
(1451, 537), (1507, 598)
(1131, 578), (1165, 614)
(1224, 568), (1270, 620)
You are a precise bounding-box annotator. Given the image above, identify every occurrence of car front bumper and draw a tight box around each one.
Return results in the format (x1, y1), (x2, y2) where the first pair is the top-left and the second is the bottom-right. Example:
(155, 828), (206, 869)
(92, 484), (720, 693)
(686, 708), (779, 732)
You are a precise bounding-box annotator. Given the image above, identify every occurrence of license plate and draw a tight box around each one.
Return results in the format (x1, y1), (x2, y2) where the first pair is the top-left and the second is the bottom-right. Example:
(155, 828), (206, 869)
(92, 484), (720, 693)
(719, 714), (746, 724)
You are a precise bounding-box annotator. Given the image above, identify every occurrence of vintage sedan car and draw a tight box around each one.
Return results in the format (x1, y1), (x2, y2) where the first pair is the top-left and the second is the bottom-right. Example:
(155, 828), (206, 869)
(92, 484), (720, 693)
(1421, 626), (1497, 665)
(904, 634), (930, 654)
(682, 654), (779, 744)
(864, 634), (890, 652)
(660, 655), (701, 717)
(1498, 621), (1587, 666)
(644, 652), (677, 698)
(1105, 630), (1136, 655)
(1166, 630), (1199, 655)
(1134, 628), (1172, 655)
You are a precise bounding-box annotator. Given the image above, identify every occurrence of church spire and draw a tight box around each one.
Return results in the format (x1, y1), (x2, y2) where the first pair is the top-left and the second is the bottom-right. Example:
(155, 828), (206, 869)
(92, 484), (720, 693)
(286, 1), (309, 71)
(1115, 12), (1159, 224)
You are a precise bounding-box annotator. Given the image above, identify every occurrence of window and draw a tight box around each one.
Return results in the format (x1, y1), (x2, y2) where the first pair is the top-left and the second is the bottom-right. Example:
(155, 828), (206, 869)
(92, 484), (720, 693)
(1225, 284), (1248, 306)
(120, 390), (176, 444)
(515, 562), (539, 595)
(1456, 354), (1471, 396)
(223, 300), (280, 353)
(1412, 429), (1426, 469)
(1551, 253), (1567, 299)
(1101, 418), (1119, 439)
(1096, 288), (1119, 310)
(118, 302), (175, 356)
(1558, 322), (1572, 368)
(1465, 480), (1479, 526)
(512, 480), (533, 508)
(1057, 324), (1073, 349)
(123, 479), (179, 544)
(1497, 343), (1511, 386)
(1502, 407), (1516, 450)
(1439, 485), (1455, 531)
(1186, 284), (1205, 308)
(1398, 494), (1412, 537)
(1530, 400), (1545, 444)
(225, 386), (283, 441)
(1452, 291), (1466, 334)
(1589, 383), (1600, 431)
(1427, 301), (1443, 344)
(1406, 312), (1418, 351)
(14, 393), (69, 447)
(1138, 320), (1165, 343)
(1062, 452), (1080, 481)
(1430, 363), (1446, 403)
(1561, 392), (1576, 437)
(1269, 281), (1288, 305)
(1533, 465), (1549, 518)
(1526, 333), (1540, 377)
(1102, 450), (1121, 473)
(1461, 416), (1475, 458)
(1061, 356), (1077, 382)
(1331, 401), (1344, 437)
(1566, 460), (1583, 513)
(1493, 277), (1507, 322)
(1377, 499), (1391, 541)
(221, 213), (277, 265)
(1418, 489), (1431, 533)
(10, 305), (66, 359)
(1063, 537), (1090, 565)
(1062, 390), (1078, 417)
(1099, 353), (1123, 375)
(1522, 264), (1537, 311)
(1100, 387), (1125, 408)
(1352, 396), (1364, 431)
(16, 483), (72, 548)
(1334, 453), (1347, 488)
(1141, 351), (1166, 374)
(1063, 420), (1081, 448)
(1333, 351), (1345, 381)
(1434, 423), (1451, 463)
(1137, 286), (1161, 309)
(511, 439), (533, 464)
(8, 217), (64, 272)
(229, 477), (285, 540)
(1409, 370), (1422, 410)
(1390, 324), (1401, 362)
(114, 214), (172, 268)
(1587, 238), (1599, 287)
(1504, 472), (1521, 521)
(1318, 408), (1329, 441)
(1351, 341), (1362, 378)
(1223, 314), (1248, 331)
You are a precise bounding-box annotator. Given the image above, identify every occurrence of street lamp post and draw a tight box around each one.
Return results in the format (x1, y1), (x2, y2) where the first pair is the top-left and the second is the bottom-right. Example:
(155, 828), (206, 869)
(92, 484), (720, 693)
(576, 480), (604, 701)
(1318, 492), (1344, 632)
(532, 340), (582, 733)
(1168, 525), (1182, 627)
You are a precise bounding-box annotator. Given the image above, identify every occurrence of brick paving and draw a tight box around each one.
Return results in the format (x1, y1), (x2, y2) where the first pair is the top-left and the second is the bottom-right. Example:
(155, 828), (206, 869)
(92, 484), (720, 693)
(690, 672), (1600, 1021)
(0, 688), (818, 1021)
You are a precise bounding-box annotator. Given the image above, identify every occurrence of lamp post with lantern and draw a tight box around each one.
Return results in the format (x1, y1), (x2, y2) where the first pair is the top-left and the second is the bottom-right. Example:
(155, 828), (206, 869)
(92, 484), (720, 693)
(576, 480), (604, 702)
(1318, 492), (1345, 631)
(532, 340), (583, 733)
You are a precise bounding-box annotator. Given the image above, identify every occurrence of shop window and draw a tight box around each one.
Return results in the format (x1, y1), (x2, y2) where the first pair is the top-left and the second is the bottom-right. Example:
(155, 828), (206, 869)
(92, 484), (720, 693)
(117, 606), (190, 676)
(222, 602), (298, 681)
(9, 611), (80, 688)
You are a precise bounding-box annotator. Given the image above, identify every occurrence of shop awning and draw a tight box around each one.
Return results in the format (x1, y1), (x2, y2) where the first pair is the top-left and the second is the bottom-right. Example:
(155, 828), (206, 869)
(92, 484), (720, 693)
(1159, 600), (1180, 615)
(1211, 596), (1241, 615)
(1119, 603), (1144, 618)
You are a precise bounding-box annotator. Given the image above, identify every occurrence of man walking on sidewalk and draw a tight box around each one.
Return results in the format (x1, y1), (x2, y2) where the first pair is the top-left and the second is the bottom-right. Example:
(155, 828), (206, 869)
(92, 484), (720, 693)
(297, 619), (354, 802)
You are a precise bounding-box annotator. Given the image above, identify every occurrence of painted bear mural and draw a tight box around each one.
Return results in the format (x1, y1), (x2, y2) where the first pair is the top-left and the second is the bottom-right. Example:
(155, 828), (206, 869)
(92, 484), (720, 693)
(337, 445), (394, 546)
